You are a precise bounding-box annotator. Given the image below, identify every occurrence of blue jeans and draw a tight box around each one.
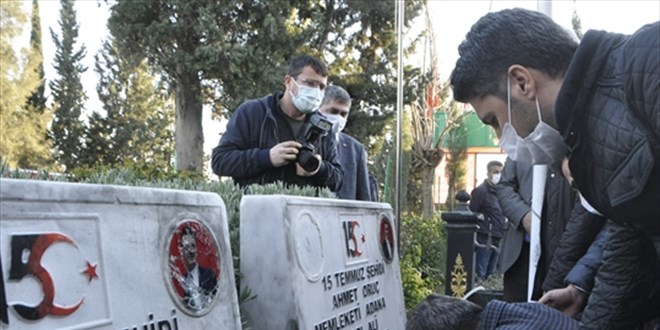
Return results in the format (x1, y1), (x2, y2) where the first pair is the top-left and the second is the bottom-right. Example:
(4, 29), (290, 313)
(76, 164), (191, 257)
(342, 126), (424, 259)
(476, 235), (500, 280)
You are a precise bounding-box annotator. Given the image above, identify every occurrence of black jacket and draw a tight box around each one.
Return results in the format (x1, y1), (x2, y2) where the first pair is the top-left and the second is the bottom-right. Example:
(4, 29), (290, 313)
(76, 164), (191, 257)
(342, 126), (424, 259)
(563, 222), (609, 293)
(555, 23), (660, 329)
(541, 208), (605, 293)
(211, 93), (343, 191)
(556, 22), (660, 236)
(470, 180), (506, 240)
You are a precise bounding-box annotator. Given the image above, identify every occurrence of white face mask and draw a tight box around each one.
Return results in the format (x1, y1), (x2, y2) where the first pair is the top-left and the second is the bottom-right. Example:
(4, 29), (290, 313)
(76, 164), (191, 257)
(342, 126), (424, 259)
(498, 77), (567, 165)
(491, 173), (501, 185)
(290, 80), (324, 114)
(324, 113), (347, 133)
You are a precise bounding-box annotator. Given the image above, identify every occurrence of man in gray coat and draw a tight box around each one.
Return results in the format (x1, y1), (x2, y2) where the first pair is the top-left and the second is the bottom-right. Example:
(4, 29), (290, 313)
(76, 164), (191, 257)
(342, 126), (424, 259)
(496, 157), (577, 302)
(319, 86), (375, 201)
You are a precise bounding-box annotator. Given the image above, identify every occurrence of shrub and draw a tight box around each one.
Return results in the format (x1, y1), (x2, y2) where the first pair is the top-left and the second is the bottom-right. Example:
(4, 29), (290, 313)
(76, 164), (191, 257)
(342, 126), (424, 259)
(399, 212), (447, 310)
(400, 244), (432, 310)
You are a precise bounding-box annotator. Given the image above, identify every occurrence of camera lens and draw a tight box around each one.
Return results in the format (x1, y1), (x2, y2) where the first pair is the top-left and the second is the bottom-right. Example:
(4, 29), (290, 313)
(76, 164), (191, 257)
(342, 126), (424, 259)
(297, 146), (319, 172)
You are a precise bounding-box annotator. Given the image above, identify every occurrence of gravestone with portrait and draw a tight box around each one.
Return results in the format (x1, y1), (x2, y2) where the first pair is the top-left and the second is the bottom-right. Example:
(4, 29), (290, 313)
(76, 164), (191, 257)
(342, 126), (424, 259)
(240, 195), (405, 329)
(0, 179), (241, 329)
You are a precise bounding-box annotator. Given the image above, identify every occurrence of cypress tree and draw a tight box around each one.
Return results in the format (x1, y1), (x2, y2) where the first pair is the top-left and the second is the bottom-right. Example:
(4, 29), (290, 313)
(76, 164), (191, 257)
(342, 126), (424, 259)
(26, 0), (47, 113)
(17, 0), (53, 168)
(85, 39), (174, 170)
(49, 0), (87, 171)
(0, 1), (51, 169)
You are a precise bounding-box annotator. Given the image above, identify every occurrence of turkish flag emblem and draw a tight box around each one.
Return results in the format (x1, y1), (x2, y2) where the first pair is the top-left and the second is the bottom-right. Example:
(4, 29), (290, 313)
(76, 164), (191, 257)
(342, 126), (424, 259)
(2, 233), (98, 323)
(343, 220), (366, 258)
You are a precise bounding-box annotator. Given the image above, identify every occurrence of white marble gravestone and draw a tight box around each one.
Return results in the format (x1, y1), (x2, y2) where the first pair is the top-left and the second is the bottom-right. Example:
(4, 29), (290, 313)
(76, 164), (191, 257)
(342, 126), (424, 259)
(0, 179), (241, 329)
(240, 195), (405, 330)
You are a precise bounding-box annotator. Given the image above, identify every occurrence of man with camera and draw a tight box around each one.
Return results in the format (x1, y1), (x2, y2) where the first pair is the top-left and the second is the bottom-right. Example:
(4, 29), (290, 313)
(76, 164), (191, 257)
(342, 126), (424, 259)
(211, 55), (343, 192)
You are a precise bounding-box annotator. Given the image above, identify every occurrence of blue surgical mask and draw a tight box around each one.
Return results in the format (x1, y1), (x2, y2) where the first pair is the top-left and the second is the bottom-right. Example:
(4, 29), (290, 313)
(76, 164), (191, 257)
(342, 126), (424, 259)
(498, 77), (567, 165)
(290, 80), (324, 114)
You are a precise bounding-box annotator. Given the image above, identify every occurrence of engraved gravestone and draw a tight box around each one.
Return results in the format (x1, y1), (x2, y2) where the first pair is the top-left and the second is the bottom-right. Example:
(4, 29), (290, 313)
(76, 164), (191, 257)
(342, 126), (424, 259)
(0, 179), (241, 329)
(240, 195), (406, 330)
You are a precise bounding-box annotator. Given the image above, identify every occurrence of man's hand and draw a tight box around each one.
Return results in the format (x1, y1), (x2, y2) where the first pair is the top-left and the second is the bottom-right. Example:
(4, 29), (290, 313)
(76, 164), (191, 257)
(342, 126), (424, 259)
(539, 285), (587, 317)
(522, 212), (532, 233)
(269, 141), (302, 167)
(296, 154), (322, 177)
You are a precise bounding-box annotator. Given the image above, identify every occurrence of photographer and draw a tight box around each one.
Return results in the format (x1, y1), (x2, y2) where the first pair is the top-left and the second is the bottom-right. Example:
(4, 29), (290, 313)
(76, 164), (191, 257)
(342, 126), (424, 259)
(211, 55), (343, 192)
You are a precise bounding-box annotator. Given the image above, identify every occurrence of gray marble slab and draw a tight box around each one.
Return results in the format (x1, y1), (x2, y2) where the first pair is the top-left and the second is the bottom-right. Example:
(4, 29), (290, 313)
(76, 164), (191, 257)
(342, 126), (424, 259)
(0, 178), (241, 329)
(240, 195), (405, 330)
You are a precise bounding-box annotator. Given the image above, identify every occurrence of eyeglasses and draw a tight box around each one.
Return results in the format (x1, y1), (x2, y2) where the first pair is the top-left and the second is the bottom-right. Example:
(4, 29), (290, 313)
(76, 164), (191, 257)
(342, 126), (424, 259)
(297, 78), (326, 91)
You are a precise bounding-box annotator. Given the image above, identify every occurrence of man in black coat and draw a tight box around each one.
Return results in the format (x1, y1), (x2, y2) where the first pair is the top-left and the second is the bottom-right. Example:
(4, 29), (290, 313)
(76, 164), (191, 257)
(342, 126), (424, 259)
(469, 160), (505, 280)
(212, 55), (343, 192)
(450, 8), (659, 328)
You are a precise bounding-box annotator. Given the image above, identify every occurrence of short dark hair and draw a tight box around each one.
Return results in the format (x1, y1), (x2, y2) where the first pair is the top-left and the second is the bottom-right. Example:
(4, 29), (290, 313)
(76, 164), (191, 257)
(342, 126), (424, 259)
(322, 85), (352, 107)
(487, 160), (503, 172)
(450, 8), (578, 102)
(287, 54), (328, 79)
(181, 225), (196, 242)
(406, 294), (482, 330)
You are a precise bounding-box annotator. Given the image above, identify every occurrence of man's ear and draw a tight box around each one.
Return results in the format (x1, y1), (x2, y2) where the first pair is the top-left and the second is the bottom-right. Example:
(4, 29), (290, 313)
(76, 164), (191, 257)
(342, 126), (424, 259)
(507, 65), (536, 101)
(284, 75), (293, 91)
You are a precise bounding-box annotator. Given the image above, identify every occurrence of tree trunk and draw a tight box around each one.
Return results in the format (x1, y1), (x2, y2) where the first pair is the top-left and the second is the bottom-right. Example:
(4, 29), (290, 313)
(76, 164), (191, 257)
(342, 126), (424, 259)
(174, 68), (204, 172)
(421, 165), (435, 219)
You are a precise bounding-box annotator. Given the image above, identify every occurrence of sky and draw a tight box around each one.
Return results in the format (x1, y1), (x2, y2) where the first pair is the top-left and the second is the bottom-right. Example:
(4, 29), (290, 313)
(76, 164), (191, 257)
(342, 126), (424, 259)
(18, 0), (660, 174)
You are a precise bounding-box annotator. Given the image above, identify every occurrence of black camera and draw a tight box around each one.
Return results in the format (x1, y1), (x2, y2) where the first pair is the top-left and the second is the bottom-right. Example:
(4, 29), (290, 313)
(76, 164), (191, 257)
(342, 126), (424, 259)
(297, 112), (333, 172)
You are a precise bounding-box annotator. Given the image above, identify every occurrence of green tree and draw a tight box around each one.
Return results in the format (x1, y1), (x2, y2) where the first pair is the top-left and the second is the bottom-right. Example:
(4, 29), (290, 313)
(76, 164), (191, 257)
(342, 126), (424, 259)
(409, 6), (469, 218)
(214, 0), (424, 152)
(84, 39), (174, 170)
(0, 1), (51, 169)
(400, 212), (447, 309)
(26, 0), (46, 114)
(49, 0), (87, 171)
(572, 0), (584, 40)
(371, 109), (413, 210)
(108, 0), (423, 172)
(108, 1), (233, 172)
(444, 121), (468, 211)
(325, 1), (423, 150)
(19, 0), (52, 168)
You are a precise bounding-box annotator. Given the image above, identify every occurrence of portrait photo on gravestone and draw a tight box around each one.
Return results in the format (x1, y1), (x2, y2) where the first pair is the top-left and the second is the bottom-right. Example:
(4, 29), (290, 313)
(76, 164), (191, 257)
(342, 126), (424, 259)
(167, 220), (221, 316)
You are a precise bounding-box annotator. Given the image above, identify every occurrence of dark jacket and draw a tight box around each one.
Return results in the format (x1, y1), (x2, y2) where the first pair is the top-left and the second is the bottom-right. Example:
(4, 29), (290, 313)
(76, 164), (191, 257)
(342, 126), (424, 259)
(470, 180), (506, 241)
(563, 222), (610, 293)
(556, 22), (660, 236)
(541, 204), (606, 292)
(480, 300), (579, 330)
(579, 223), (660, 329)
(335, 133), (374, 201)
(211, 93), (343, 191)
(554, 23), (660, 329)
(184, 266), (218, 298)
